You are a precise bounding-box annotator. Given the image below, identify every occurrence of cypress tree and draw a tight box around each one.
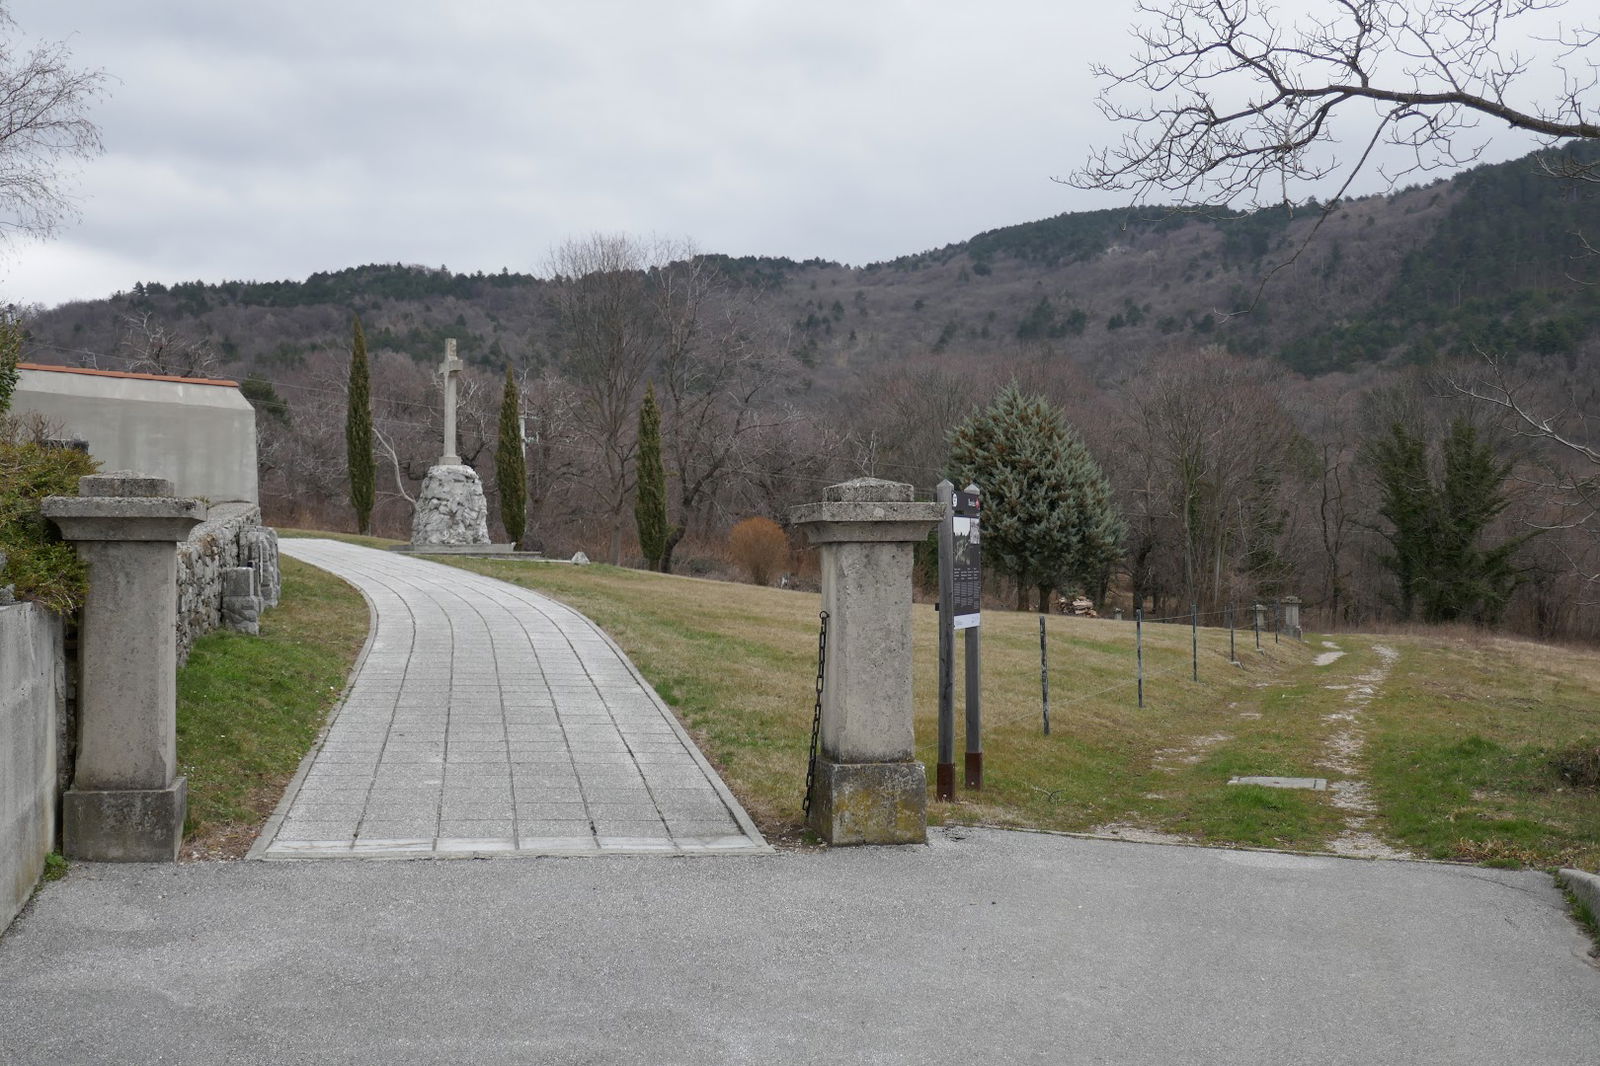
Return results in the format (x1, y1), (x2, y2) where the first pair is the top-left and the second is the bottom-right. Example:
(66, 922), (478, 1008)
(345, 315), (375, 534)
(496, 367), (528, 547)
(634, 384), (668, 570)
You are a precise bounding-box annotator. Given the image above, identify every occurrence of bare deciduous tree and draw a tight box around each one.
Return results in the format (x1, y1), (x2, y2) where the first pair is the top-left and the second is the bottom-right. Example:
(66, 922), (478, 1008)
(0, 4), (106, 243)
(656, 281), (789, 573)
(1073, 0), (1599, 211)
(548, 234), (690, 564)
(118, 311), (220, 379)
(1114, 348), (1300, 612)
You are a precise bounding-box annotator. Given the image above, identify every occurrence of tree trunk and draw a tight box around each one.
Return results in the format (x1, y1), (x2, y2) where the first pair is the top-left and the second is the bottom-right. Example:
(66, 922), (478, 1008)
(1037, 583), (1052, 614)
(660, 525), (685, 575)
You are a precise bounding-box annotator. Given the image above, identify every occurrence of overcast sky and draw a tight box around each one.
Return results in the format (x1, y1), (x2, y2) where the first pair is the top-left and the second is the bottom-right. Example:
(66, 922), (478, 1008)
(2, 0), (1560, 309)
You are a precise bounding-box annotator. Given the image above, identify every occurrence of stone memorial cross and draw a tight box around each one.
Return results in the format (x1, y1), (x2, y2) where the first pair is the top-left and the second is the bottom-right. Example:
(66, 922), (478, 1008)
(440, 338), (463, 466)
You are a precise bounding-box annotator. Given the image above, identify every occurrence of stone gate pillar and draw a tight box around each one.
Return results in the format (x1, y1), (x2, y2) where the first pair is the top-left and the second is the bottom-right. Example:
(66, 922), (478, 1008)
(43, 472), (202, 861)
(791, 478), (940, 845)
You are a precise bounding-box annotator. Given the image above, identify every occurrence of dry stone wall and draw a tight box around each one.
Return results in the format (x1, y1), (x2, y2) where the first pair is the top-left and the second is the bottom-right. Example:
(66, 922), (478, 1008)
(175, 503), (281, 665)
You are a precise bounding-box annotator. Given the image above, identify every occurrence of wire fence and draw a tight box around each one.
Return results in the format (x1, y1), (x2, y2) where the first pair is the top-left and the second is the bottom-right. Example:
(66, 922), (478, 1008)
(984, 603), (1301, 732)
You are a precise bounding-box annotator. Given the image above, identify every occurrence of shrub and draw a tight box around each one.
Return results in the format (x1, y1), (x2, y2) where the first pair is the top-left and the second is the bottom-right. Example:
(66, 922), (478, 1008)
(727, 516), (788, 585)
(0, 312), (19, 415)
(1553, 740), (1600, 791)
(0, 437), (98, 613)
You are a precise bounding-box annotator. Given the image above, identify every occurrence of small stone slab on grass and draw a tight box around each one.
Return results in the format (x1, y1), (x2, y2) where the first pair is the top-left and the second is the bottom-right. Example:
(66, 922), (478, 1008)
(1228, 776), (1329, 791)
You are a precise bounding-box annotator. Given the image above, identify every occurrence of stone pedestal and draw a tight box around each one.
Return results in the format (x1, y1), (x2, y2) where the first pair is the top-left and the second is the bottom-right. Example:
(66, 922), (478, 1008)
(42, 472), (202, 862)
(1282, 596), (1302, 640)
(221, 566), (262, 635)
(411, 463), (490, 548)
(791, 478), (940, 845)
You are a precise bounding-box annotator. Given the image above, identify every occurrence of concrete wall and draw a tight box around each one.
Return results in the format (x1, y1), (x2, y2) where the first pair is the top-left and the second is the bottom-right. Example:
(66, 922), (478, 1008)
(0, 603), (64, 930)
(13, 364), (258, 508)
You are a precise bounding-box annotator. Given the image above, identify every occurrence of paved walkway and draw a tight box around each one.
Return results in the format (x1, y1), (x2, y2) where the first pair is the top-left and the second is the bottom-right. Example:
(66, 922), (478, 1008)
(261, 539), (766, 858)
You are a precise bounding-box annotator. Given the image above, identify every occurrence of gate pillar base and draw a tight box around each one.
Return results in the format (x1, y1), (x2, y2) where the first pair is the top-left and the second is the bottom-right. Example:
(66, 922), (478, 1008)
(63, 778), (187, 862)
(808, 758), (926, 846)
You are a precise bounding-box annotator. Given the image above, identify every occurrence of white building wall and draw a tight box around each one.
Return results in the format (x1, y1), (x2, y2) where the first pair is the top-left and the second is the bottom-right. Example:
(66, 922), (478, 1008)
(13, 365), (258, 508)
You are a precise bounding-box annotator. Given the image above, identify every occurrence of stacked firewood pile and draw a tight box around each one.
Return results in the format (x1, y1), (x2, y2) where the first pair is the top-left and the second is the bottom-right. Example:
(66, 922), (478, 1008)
(1054, 595), (1098, 618)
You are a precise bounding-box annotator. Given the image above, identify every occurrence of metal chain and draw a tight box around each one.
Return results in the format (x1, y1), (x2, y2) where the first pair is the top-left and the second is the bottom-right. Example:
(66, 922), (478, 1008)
(802, 610), (829, 819)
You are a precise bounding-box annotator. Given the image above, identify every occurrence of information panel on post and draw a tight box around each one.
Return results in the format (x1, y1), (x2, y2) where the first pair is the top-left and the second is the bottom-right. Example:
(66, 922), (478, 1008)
(951, 486), (981, 629)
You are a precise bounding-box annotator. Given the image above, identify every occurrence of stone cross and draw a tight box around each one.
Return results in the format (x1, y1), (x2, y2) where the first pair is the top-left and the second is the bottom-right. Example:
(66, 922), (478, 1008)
(440, 338), (463, 466)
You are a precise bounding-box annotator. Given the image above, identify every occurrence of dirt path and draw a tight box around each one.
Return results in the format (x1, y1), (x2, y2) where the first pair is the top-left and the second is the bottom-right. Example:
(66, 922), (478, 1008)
(1317, 641), (1411, 859)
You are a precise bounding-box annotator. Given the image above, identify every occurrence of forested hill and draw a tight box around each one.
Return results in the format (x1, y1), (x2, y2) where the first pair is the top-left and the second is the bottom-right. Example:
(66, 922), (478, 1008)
(22, 145), (1600, 383)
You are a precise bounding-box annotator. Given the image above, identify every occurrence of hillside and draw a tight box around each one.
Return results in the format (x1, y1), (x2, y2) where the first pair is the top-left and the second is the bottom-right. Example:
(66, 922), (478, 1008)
(19, 146), (1600, 387)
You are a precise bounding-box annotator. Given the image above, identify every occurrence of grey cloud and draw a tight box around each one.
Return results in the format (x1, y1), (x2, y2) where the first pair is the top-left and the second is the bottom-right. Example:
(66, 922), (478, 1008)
(2, 0), (1556, 305)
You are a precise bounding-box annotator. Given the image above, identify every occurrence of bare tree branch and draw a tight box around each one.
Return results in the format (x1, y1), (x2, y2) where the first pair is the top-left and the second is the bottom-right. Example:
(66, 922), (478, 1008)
(1071, 0), (1598, 210)
(0, 4), (107, 242)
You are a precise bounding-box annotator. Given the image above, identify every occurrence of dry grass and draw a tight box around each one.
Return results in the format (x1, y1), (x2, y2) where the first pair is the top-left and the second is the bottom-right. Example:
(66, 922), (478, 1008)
(441, 557), (1331, 847)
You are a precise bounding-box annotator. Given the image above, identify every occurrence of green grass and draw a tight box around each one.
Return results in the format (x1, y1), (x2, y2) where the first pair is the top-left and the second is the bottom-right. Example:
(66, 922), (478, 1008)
(175, 555), (368, 856)
(277, 526), (404, 550)
(1363, 633), (1600, 868)
(1556, 879), (1600, 956)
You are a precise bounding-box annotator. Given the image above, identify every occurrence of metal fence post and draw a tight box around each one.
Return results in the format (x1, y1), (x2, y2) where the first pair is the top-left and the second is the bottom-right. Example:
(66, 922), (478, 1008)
(1039, 616), (1050, 736)
(935, 479), (954, 801)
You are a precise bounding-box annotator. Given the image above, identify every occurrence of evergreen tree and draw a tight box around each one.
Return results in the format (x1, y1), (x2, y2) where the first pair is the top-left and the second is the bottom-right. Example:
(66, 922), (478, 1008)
(1367, 421), (1433, 619)
(1365, 418), (1527, 623)
(1427, 420), (1524, 623)
(345, 315), (375, 534)
(947, 383), (1125, 610)
(634, 384), (668, 570)
(495, 367), (527, 547)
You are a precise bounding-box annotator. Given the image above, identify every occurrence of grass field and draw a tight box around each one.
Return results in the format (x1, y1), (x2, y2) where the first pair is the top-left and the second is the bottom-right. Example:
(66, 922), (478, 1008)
(175, 555), (369, 858)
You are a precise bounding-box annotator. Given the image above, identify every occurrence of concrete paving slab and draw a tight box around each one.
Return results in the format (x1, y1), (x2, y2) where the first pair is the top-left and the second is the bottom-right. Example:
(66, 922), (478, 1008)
(261, 540), (768, 859)
(1230, 776), (1331, 790)
(3, 828), (1597, 1065)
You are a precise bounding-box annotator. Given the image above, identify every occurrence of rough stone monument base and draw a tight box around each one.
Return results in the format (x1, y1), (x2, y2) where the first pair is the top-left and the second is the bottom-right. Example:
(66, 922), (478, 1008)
(411, 463), (490, 548)
(62, 778), (187, 862)
(808, 758), (928, 845)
